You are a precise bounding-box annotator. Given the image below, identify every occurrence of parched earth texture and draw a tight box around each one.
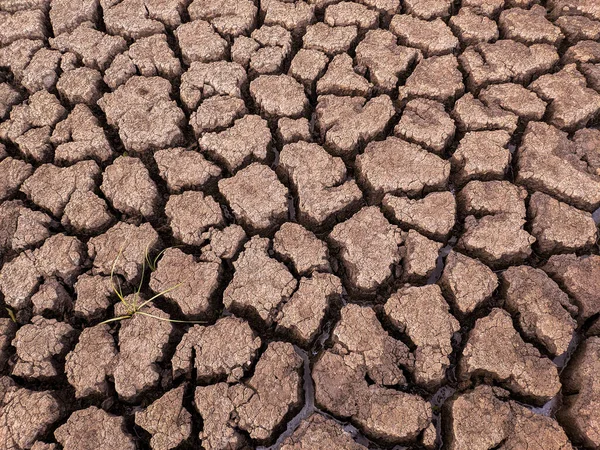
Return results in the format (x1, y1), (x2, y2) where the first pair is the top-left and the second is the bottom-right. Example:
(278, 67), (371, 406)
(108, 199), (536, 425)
(2, 0), (600, 449)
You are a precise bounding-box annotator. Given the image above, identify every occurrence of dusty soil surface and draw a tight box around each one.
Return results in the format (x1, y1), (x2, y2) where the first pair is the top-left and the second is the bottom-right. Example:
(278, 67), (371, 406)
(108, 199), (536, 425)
(1, 0), (600, 449)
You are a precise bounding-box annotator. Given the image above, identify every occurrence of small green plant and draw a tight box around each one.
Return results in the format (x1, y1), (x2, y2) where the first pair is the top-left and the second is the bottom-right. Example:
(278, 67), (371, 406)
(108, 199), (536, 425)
(144, 244), (182, 272)
(5, 307), (16, 323)
(101, 246), (201, 325)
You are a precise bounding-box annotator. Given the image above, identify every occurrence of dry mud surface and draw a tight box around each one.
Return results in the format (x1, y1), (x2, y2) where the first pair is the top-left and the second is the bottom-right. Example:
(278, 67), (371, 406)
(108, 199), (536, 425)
(1, 0), (600, 449)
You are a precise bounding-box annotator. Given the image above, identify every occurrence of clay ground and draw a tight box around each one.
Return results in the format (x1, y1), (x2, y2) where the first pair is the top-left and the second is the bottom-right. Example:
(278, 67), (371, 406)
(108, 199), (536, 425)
(1, 0), (600, 449)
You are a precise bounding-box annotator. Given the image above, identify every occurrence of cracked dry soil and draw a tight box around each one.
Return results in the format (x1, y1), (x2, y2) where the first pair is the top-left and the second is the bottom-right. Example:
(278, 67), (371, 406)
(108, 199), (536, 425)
(1, 0), (600, 449)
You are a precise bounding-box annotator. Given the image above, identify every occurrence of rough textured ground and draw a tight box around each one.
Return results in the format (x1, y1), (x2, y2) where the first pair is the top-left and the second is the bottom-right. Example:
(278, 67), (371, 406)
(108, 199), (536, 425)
(0, 0), (599, 449)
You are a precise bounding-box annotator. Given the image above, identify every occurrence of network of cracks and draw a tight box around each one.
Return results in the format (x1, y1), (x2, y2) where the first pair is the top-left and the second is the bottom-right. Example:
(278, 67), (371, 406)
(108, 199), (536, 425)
(1, 0), (600, 449)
